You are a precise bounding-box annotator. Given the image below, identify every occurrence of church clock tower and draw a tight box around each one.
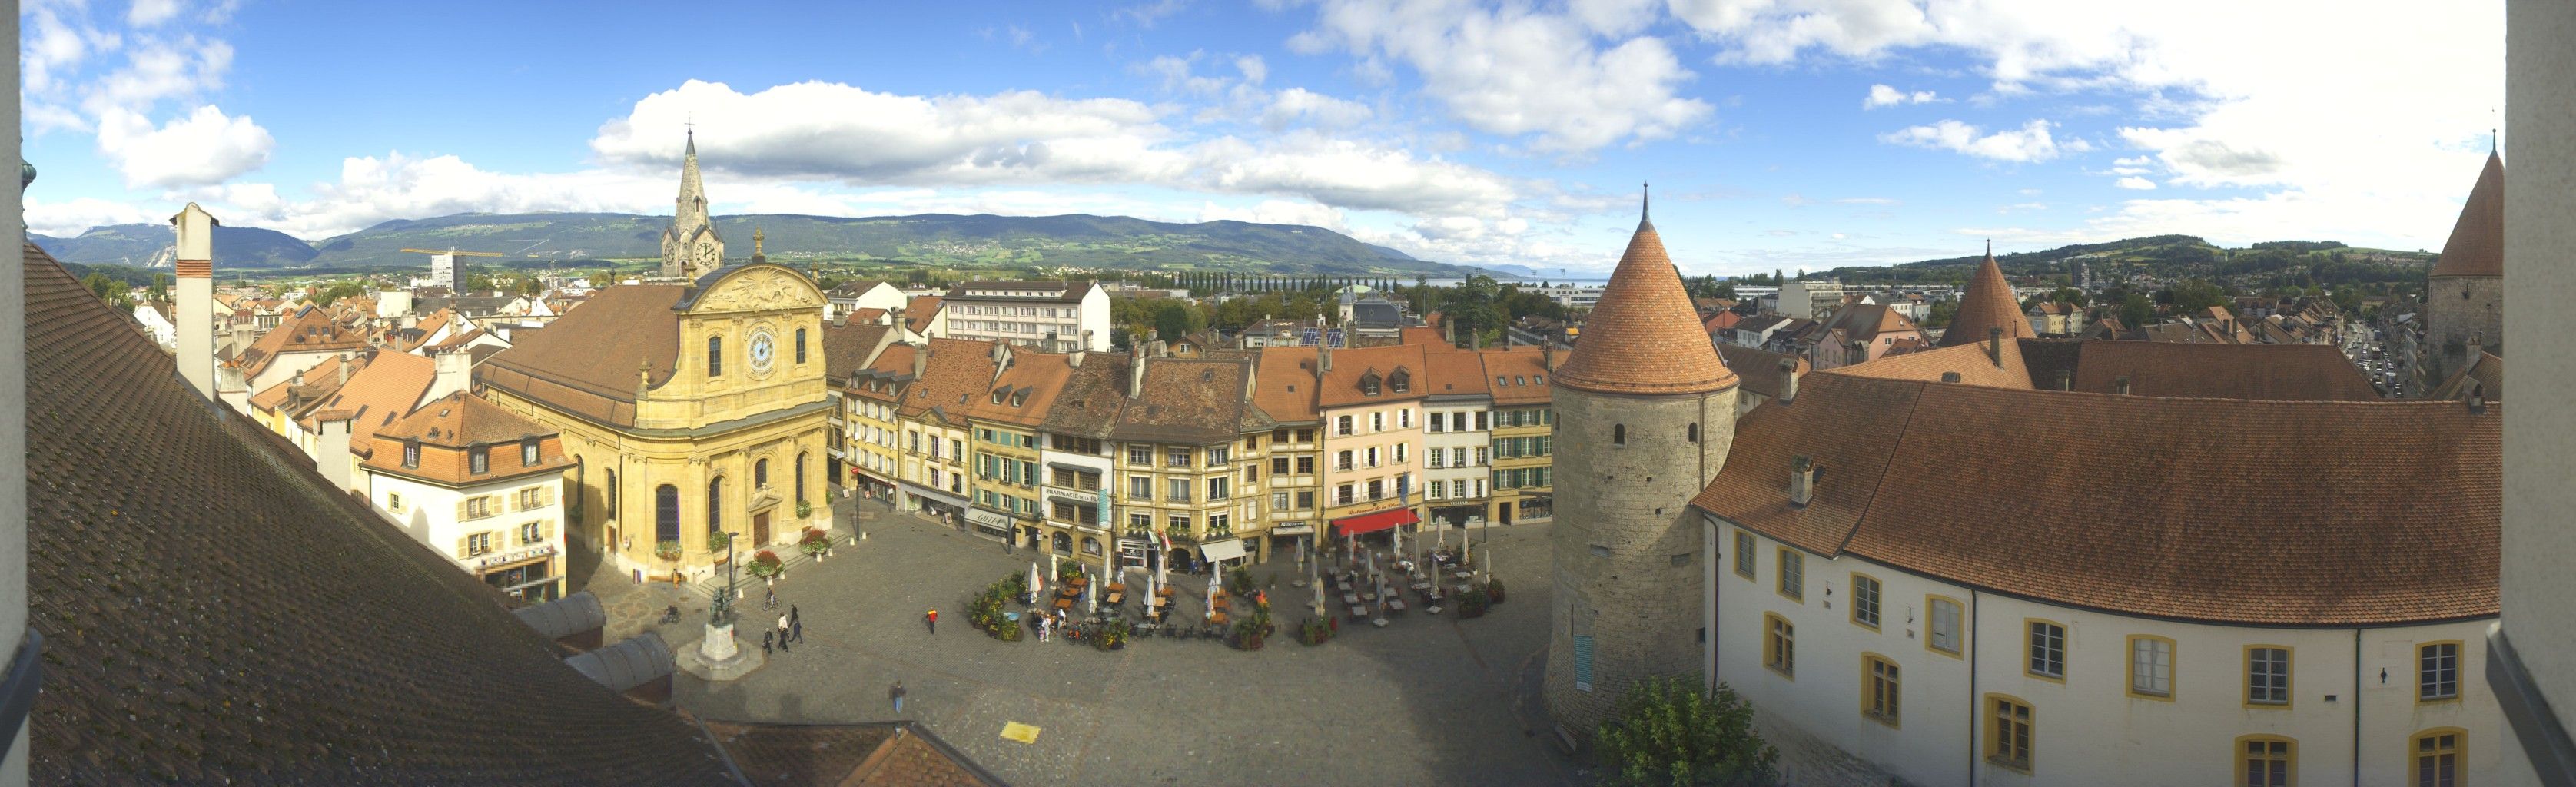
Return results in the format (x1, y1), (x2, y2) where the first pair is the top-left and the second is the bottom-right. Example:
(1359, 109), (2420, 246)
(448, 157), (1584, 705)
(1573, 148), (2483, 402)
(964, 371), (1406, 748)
(660, 130), (725, 279)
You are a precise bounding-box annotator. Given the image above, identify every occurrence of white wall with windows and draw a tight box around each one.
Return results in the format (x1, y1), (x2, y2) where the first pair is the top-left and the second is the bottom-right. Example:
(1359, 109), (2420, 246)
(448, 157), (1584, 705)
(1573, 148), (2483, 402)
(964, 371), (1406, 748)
(1422, 402), (1491, 519)
(367, 470), (566, 599)
(1712, 520), (2503, 787)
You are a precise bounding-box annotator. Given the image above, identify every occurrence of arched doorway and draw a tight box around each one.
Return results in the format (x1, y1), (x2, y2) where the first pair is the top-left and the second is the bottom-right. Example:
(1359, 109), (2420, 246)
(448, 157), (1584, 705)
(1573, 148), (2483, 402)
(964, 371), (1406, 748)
(1051, 532), (1072, 554)
(1081, 536), (1102, 556)
(1168, 547), (1195, 574)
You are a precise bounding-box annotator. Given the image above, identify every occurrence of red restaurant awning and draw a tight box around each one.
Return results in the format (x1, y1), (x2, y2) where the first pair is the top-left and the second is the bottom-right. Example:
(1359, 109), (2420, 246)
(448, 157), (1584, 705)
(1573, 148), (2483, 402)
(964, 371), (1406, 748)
(1330, 507), (1419, 536)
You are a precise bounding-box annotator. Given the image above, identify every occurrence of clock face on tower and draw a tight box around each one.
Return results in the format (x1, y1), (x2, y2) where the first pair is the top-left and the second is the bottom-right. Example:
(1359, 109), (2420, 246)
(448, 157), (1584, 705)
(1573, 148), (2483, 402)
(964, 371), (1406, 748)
(695, 241), (719, 267)
(749, 329), (777, 375)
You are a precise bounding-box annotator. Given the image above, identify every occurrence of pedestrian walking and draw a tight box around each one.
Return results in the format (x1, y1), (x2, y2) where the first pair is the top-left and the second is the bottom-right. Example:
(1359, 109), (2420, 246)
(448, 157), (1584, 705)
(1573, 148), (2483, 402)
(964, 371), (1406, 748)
(761, 629), (774, 657)
(791, 618), (804, 644)
(789, 605), (800, 625)
(925, 609), (938, 634)
(890, 682), (906, 713)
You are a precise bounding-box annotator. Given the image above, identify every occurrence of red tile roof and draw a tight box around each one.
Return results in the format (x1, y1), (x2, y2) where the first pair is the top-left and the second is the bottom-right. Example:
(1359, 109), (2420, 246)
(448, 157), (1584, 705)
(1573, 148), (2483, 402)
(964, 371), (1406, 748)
(1250, 346), (1321, 423)
(478, 284), (689, 426)
(2020, 339), (2381, 400)
(1316, 344), (1429, 408)
(1554, 219), (1735, 396)
(1693, 371), (2499, 626)
(1937, 251), (2036, 347)
(2430, 151), (2505, 278)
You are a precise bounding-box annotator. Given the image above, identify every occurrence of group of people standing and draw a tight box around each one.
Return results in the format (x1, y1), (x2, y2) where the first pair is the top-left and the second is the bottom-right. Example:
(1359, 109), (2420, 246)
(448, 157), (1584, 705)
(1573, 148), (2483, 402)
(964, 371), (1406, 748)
(761, 605), (804, 656)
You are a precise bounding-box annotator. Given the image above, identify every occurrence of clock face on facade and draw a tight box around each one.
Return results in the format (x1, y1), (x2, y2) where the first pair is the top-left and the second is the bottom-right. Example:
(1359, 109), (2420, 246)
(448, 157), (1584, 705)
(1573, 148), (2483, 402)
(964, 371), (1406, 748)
(749, 329), (777, 374)
(696, 241), (718, 266)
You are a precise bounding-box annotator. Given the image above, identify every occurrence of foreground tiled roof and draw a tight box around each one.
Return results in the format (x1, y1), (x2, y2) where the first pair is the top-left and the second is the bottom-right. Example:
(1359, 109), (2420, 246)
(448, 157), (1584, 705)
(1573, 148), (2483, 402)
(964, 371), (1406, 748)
(2431, 351), (2505, 402)
(1553, 218), (1735, 396)
(822, 320), (893, 381)
(1825, 339), (2030, 390)
(1692, 371), (2498, 626)
(297, 349), (436, 450)
(2017, 339), (2379, 400)
(1114, 357), (1255, 443)
(22, 243), (739, 784)
(705, 720), (1006, 786)
(1937, 251), (2036, 347)
(1715, 344), (1806, 400)
(1250, 346), (1321, 423)
(2430, 151), (2505, 278)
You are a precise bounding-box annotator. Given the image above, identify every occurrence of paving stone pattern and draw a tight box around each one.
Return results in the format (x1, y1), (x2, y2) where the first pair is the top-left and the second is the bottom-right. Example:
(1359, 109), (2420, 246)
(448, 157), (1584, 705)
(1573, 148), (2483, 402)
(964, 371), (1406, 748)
(581, 496), (1589, 787)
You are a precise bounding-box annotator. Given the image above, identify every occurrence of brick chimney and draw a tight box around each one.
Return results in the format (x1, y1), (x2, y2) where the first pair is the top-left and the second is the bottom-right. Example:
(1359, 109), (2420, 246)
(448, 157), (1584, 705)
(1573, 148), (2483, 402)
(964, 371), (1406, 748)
(1777, 359), (1798, 405)
(1986, 326), (2005, 367)
(423, 347), (472, 405)
(1788, 456), (1815, 506)
(172, 203), (218, 398)
(1542, 337), (1555, 372)
(1128, 349), (1147, 399)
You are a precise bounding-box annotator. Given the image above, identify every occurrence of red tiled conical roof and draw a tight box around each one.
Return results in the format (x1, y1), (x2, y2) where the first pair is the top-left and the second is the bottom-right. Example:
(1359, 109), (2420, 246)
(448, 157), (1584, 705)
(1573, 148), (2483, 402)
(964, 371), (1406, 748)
(1937, 248), (2036, 347)
(1555, 217), (1736, 396)
(2430, 152), (2504, 278)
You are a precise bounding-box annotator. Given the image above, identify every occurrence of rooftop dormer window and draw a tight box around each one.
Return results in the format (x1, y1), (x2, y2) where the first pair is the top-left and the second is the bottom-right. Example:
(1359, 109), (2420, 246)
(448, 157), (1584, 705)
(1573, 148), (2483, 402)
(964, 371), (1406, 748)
(1359, 372), (1382, 397)
(402, 439), (420, 469)
(469, 445), (490, 475)
(521, 437), (540, 467)
(1389, 370), (1410, 393)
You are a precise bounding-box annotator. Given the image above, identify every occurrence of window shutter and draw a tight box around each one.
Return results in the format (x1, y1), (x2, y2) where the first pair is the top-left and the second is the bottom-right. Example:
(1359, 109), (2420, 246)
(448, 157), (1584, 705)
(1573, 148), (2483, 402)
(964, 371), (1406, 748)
(541, 486), (555, 507)
(457, 500), (470, 521)
(455, 536), (470, 560)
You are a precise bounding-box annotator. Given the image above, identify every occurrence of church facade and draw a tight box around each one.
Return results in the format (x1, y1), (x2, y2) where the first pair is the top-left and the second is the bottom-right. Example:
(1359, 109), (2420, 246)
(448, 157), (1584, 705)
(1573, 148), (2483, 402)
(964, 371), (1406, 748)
(660, 131), (725, 281)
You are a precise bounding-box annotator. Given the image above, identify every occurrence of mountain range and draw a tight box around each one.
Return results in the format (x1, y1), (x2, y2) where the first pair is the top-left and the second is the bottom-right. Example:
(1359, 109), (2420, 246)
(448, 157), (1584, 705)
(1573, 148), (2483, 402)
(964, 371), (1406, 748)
(32, 211), (1491, 277)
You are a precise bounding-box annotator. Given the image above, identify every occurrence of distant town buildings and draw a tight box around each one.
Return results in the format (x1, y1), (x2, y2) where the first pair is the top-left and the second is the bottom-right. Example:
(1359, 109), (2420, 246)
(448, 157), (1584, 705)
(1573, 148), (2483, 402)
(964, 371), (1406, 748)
(933, 280), (1110, 352)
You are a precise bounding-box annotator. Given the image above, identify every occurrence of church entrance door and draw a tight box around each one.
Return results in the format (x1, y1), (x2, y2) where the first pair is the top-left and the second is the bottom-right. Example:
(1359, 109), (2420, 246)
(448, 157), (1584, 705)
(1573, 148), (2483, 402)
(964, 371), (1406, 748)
(753, 513), (771, 547)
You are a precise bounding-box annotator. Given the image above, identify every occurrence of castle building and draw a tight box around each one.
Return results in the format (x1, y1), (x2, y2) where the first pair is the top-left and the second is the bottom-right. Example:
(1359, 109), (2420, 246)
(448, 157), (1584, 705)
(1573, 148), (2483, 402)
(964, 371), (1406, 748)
(477, 258), (832, 581)
(660, 131), (725, 280)
(1543, 197), (1740, 734)
(2424, 152), (2505, 384)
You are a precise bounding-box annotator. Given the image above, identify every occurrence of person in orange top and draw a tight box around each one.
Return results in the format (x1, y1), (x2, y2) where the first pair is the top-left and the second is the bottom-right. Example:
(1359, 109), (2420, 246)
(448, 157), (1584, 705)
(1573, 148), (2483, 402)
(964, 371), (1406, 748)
(925, 608), (938, 634)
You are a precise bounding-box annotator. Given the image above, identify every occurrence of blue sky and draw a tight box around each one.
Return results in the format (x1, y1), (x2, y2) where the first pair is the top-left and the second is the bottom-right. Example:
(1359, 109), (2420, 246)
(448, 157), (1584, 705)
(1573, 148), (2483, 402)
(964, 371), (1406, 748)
(22, 0), (2504, 276)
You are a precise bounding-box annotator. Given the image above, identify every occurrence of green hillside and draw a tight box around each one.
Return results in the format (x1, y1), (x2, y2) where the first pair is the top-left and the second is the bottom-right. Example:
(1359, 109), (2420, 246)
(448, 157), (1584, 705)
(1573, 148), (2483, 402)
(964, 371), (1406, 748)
(32, 223), (318, 267)
(295, 211), (1471, 277)
(1825, 235), (2435, 287)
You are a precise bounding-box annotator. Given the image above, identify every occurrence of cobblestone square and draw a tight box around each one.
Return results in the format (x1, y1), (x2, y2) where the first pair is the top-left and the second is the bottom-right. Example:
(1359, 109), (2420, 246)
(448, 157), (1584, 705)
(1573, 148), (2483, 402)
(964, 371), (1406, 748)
(584, 496), (1585, 787)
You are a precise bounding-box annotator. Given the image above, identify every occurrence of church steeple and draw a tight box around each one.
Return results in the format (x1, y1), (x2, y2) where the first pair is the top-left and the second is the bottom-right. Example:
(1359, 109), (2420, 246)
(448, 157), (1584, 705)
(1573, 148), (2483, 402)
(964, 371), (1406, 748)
(661, 128), (724, 278)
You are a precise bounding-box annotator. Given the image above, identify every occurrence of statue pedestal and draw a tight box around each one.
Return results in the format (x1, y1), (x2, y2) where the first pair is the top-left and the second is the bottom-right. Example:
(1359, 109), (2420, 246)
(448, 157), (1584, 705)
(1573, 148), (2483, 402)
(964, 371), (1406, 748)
(675, 622), (763, 682)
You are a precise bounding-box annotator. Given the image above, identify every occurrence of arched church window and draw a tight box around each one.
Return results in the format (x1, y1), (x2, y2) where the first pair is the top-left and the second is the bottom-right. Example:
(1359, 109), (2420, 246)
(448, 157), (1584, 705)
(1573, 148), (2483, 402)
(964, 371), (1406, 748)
(708, 336), (724, 377)
(1688, 423), (1700, 443)
(655, 484), (680, 543)
(1614, 424), (1626, 446)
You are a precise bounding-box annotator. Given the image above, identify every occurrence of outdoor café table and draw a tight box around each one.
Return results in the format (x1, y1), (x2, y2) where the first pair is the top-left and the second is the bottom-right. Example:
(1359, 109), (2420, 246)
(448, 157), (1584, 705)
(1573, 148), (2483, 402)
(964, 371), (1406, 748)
(1105, 591), (1124, 606)
(1452, 570), (1474, 581)
(1157, 586), (1177, 597)
(1053, 598), (1074, 611)
(1343, 593), (1362, 606)
(1210, 610), (1229, 626)
(1106, 583), (1127, 593)
(1387, 599), (1407, 613)
(1064, 576), (1088, 590)
(1347, 605), (1370, 620)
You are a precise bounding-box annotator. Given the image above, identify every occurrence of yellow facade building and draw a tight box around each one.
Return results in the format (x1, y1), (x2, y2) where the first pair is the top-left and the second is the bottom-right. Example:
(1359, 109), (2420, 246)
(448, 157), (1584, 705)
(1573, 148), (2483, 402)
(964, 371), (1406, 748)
(479, 261), (832, 581)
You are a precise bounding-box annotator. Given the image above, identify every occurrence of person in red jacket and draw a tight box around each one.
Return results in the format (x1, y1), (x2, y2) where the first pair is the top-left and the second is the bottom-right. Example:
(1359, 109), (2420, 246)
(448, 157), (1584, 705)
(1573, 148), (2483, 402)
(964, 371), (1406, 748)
(925, 608), (938, 634)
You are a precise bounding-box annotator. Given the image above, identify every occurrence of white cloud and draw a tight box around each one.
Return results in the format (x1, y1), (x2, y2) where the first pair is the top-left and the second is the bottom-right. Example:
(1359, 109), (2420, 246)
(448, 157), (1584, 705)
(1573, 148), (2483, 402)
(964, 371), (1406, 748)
(1261, 88), (1373, 130)
(24, 196), (160, 238)
(128, 0), (183, 26)
(1668, 0), (2502, 251)
(1284, 0), (1711, 152)
(1862, 84), (1940, 108)
(1234, 54), (1268, 85)
(1880, 118), (2088, 162)
(1197, 198), (1347, 229)
(2114, 176), (2156, 190)
(94, 104), (273, 188)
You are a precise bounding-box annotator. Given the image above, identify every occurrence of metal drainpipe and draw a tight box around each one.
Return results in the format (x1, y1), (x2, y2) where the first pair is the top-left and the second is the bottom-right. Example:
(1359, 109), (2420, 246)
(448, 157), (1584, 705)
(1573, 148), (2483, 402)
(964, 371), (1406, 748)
(2352, 628), (2362, 787)
(1704, 516), (1719, 697)
(1967, 588), (1980, 787)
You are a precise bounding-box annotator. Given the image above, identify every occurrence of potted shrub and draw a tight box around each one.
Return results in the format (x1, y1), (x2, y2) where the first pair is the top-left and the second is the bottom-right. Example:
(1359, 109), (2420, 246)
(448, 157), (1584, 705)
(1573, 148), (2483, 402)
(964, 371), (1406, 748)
(1458, 586), (1490, 619)
(654, 540), (684, 561)
(1234, 619), (1266, 650)
(1300, 617), (1333, 646)
(1486, 577), (1507, 605)
(795, 499), (814, 519)
(746, 550), (785, 583)
(1097, 618), (1131, 650)
(798, 528), (831, 560)
(706, 530), (732, 553)
(1057, 560), (1084, 584)
(1226, 566), (1256, 596)
(1001, 572), (1029, 604)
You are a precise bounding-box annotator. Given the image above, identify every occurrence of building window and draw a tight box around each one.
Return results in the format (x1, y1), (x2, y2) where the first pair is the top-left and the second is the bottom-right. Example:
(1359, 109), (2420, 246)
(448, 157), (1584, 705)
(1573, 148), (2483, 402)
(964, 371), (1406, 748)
(1296, 456), (1313, 474)
(1986, 695), (2033, 772)
(1207, 477), (1229, 500)
(2239, 736), (2295, 787)
(2412, 729), (2461, 787)
(466, 532), (494, 556)
(708, 336), (723, 376)
(1776, 548), (1803, 601)
(1273, 457), (1290, 475)
(795, 327), (808, 364)
(1167, 449), (1192, 467)
(795, 452), (807, 503)
(1864, 655), (1900, 727)
(470, 446), (490, 474)
(2128, 636), (2176, 699)
(1128, 446), (1151, 465)
(520, 522), (543, 545)
(1336, 484), (1354, 505)
(522, 437), (540, 467)
(1764, 613), (1794, 679)
(1336, 450), (1354, 471)
(1167, 514), (1190, 534)
(1612, 424), (1625, 445)
(1928, 596), (1964, 657)
(1129, 476), (1151, 500)
(2027, 621), (2066, 680)
(387, 492), (404, 512)
(2418, 642), (2461, 702)
(706, 477), (724, 538)
(1296, 490), (1315, 509)
(403, 440), (421, 469)
(1688, 423), (1700, 443)
(1732, 532), (1755, 579)
(1336, 415), (1354, 436)
(755, 458), (770, 488)
(1365, 447), (1379, 467)
(656, 484), (679, 543)
(1370, 411), (1385, 432)
(1167, 478), (1191, 503)
(2247, 646), (2291, 706)
(519, 487), (543, 510)
(1851, 573), (1882, 629)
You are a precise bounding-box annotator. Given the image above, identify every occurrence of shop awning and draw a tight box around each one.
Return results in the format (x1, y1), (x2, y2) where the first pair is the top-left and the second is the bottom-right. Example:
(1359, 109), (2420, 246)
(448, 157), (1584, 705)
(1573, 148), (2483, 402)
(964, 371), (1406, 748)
(964, 510), (1017, 531)
(1200, 539), (1247, 562)
(1330, 507), (1419, 536)
(1270, 523), (1315, 536)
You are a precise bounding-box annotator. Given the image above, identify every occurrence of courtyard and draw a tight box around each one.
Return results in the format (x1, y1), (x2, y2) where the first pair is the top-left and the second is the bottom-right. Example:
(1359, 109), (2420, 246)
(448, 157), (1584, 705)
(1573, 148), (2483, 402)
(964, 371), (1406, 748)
(582, 495), (1586, 787)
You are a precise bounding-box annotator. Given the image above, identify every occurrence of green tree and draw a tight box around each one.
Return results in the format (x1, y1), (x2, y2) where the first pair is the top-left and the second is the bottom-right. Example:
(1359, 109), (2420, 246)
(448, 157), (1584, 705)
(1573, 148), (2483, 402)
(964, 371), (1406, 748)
(1595, 677), (1778, 787)
(2159, 279), (2229, 313)
(2119, 292), (2155, 327)
(146, 273), (172, 304)
(313, 280), (367, 307)
(1152, 301), (1201, 342)
(81, 272), (135, 309)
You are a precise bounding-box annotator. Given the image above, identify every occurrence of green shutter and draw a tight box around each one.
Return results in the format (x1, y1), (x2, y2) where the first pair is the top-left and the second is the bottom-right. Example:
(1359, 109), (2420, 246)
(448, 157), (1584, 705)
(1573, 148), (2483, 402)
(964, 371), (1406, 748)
(1573, 635), (1595, 691)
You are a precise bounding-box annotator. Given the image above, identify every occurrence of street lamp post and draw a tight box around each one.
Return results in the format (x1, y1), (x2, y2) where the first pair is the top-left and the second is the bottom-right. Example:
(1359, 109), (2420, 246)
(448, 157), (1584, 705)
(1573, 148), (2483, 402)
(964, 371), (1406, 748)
(710, 530), (740, 627)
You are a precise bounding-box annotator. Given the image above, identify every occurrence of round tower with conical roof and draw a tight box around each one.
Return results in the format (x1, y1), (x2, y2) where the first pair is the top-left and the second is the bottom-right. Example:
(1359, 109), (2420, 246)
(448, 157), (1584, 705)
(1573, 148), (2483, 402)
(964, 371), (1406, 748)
(2426, 151), (2504, 382)
(1543, 190), (1739, 736)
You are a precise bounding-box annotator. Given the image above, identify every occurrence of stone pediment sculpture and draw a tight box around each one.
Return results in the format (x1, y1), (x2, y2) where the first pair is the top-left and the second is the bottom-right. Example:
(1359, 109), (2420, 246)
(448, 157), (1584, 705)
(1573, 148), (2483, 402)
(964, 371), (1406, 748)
(693, 267), (821, 314)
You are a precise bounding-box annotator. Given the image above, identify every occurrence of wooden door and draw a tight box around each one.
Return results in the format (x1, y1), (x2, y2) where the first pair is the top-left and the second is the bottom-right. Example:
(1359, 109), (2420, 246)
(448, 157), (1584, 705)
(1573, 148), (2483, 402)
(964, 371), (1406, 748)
(753, 512), (771, 546)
